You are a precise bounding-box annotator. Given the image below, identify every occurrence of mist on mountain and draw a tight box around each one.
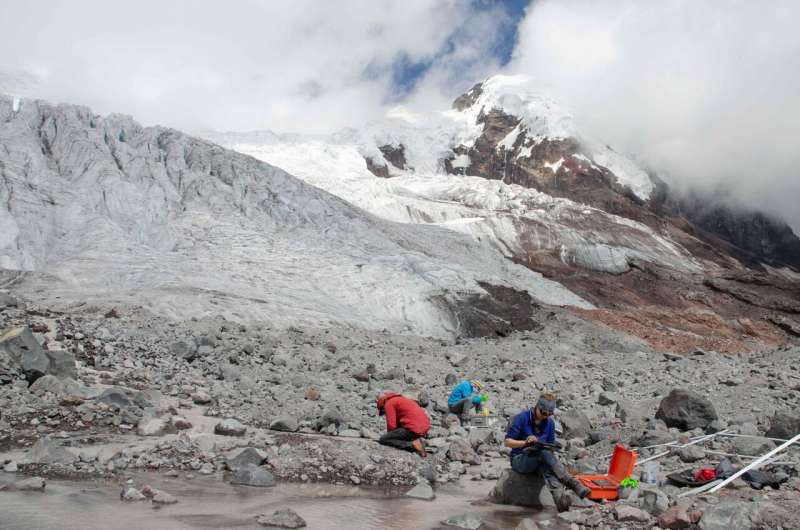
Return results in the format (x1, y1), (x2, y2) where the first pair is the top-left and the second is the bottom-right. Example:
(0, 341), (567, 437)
(509, 0), (800, 234)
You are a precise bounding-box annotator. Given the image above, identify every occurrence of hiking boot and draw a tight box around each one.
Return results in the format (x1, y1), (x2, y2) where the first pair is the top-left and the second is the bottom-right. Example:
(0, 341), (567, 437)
(567, 478), (591, 499)
(411, 438), (427, 458)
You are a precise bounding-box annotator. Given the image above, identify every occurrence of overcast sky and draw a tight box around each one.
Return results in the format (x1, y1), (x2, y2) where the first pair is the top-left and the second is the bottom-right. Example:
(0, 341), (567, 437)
(510, 0), (800, 232)
(1, 0), (798, 231)
(0, 0), (526, 133)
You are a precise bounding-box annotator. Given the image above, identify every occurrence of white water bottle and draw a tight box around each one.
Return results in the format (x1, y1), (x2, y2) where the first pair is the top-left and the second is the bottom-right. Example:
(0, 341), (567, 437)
(640, 461), (660, 485)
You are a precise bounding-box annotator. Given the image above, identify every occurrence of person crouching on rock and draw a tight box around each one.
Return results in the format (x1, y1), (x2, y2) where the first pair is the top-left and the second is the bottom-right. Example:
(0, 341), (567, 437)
(504, 393), (590, 499)
(447, 379), (486, 423)
(376, 392), (429, 458)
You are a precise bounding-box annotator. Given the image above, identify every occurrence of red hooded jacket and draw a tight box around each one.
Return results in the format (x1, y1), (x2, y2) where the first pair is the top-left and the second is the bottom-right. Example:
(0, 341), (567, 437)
(377, 392), (430, 436)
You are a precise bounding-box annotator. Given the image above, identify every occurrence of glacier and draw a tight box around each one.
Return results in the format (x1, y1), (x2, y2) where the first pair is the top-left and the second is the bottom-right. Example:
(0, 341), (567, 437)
(0, 94), (592, 338)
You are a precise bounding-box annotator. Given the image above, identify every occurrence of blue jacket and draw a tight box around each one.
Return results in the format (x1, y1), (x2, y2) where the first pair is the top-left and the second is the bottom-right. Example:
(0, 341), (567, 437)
(448, 380), (481, 407)
(505, 409), (556, 457)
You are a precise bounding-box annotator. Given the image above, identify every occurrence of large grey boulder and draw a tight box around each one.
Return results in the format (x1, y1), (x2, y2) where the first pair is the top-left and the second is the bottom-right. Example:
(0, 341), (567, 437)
(0, 292), (19, 308)
(96, 387), (134, 408)
(269, 417), (299, 432)
(488, 469), (556, 509)
(170, 340), (198, 362)
(95, 387), (153, 409)
(29, 374), (66, 395)
(29, 375), (88, 397)
(638, 486), (669, 516)
(467, 427), (494, 449)
(316, 407), (347, 431)
(226, 447), (267, 471)
(152, 491), (178, 504)
(699, 500), (788, 530)
(614, 505), (651, 522)
(405, 479), (435, 500)
(732, 436), (775, 456)
(45, 349), (77, 380)
(0, 327), (76, 382)
(447, 438), (481, 465)
(215, 418), (247, 436)
(633, 429), (675, 447)
(655, 389), (717, 430)
(191, 391), (212, 405)
(559, 409), (591, 438)
(16, 476), (47, 491)
(121, 486), (146, 501)
(27, 436), (79, 465)
(765, 411), (800, 439)
(657, 506), (692, 529)
(598, 391), (620, 406)
(416, 460), (437, 483)
(616, 398), (658, 425)
(137, 417), (176, 437)
(230, 463), (275, 487)
(558, 509), (603, 527)
(0, 476), (46, 492)
(679, 445), (706, 462)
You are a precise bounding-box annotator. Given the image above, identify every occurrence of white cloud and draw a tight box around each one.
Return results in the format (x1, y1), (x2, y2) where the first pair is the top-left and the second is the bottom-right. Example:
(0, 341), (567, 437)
(509, 0), (800, 232)
(0, 0), (504, 134)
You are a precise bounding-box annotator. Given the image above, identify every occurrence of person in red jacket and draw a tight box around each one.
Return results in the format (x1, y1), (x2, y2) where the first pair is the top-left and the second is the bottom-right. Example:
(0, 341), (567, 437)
(376, 392), (430, 458)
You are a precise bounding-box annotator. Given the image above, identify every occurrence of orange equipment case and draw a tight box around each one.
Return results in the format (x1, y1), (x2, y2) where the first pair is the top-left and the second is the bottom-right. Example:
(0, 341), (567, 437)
(575, 444), (636, 500)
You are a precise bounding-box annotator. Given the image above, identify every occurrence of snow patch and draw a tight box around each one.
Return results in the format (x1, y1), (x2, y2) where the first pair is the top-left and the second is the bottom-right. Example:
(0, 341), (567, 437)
(544, 158), (564, 174)
(516, 144), (533, 160)
(584, 143), (654, 200)
(451, 154), (470, 170)
(497, 124), (522, 151)
(432, 217), (485, 226)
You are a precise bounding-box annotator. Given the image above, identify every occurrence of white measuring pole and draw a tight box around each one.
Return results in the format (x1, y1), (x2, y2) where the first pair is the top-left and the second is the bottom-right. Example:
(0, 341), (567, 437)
(703, 449), (795, 464)
(634, 430), (726, 467)
(715, 432), (792, 443)
(708, 432), (800, 493)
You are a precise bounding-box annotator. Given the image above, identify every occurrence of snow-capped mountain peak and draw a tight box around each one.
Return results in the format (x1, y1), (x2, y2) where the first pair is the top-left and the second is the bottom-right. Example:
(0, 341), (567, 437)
(447, 74), (576, 145)
(338, 74), (654, 202)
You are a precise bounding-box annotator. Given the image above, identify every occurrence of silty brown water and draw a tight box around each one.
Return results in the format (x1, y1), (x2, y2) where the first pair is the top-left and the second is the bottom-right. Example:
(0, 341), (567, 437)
(0, 472), (565, 530)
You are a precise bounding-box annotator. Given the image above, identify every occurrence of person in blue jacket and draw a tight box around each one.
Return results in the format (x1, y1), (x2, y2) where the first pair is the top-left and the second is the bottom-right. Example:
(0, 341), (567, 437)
(447, 379), (485, 421)
(504, 393), (590, 499)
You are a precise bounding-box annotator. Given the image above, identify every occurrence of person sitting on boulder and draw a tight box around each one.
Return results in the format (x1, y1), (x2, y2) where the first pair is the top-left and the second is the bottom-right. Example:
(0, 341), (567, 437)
(447, 379), (486, 422)
(504, 393), (590, 498)
(376, 392), (429, 458)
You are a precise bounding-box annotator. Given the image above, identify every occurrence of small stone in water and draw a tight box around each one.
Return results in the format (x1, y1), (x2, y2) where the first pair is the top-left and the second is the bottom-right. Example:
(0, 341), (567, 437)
(256, 508), (307, 528)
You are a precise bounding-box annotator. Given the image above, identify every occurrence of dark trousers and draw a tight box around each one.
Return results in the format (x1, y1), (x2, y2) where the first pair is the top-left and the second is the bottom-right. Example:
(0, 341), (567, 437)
(448, 398), (482, 418)
(378, 428), (418, 452)
(511, 449), (572, 490)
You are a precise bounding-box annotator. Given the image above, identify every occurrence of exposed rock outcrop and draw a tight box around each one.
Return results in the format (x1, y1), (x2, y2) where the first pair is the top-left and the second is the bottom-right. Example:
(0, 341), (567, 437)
(0, 327), (76, 383)
(655, 389), (718, 431)
(488, 469), (556, 509)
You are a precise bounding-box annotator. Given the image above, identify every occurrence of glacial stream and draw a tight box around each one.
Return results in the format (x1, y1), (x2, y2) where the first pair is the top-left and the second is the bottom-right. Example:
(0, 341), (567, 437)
(0, 472), (563, 530)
